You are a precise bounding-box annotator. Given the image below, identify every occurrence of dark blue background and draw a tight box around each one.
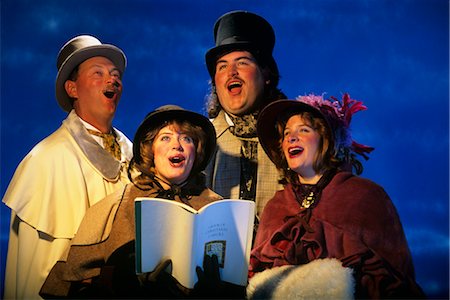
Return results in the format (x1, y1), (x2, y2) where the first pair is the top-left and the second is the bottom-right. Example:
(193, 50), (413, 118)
(1, 0), (448, 298)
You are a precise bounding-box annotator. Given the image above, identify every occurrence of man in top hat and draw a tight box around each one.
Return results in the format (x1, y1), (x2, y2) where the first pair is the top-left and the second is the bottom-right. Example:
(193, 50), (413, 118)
(205, 11), (287, 226)
(2, 35), (133, 299)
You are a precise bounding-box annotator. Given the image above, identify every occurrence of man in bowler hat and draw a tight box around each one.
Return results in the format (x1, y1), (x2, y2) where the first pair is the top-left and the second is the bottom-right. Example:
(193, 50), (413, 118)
(205, 11), (287, 226)
(2, 35), (133, 299)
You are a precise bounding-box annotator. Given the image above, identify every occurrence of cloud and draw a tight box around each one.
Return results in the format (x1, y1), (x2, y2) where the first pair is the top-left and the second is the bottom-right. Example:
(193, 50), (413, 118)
(407, 227), (449, 255)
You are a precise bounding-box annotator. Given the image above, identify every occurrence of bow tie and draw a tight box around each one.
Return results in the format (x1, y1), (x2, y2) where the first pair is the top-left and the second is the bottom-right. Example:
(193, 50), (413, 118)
(156, 186), (187, 201)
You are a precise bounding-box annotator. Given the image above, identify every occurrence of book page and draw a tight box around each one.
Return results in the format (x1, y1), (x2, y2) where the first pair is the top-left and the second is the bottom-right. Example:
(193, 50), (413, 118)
(135, 198), (255, 289)
(135, 198), (196, 287)
(195, 199), (255, 286)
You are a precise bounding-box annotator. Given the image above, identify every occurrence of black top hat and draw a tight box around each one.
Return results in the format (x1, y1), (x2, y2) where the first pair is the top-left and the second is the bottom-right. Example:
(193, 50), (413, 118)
(55, 35), (127, 112)
(205, 10), (278, 79)
(133, 105), (217, 174)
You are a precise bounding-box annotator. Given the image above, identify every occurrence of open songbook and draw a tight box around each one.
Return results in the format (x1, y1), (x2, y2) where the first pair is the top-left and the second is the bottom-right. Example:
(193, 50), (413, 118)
(135, 198), (255, 289)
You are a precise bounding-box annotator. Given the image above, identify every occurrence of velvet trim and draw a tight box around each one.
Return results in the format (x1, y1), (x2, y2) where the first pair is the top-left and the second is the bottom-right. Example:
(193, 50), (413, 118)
(249, 171), (425, 298)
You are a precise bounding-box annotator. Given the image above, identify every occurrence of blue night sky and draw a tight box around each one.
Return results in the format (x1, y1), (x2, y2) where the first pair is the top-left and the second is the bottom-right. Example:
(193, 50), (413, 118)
(1, 0), (449, 298)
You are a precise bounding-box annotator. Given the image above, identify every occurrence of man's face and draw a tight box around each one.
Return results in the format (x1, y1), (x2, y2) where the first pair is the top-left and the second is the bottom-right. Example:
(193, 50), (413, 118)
(66, 56), (123, 130)
(214, 51), (267, 116)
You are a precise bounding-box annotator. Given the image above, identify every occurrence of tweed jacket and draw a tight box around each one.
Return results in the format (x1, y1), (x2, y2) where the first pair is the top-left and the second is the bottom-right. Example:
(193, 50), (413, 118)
(3, 110), (132, 300)
(206, 110), (282, 219)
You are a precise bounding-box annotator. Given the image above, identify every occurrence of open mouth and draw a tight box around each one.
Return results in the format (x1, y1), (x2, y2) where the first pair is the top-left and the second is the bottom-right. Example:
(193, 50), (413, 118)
(103, 84), (119, 99)
(103, 90), (116, 99)
(288, 146), (304, 156)
(227, 80), (243, 92)
(169, 155), (185, 165)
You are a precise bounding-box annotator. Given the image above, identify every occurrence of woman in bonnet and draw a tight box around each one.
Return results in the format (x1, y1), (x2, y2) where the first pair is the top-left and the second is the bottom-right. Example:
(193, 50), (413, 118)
(247, 94), (425, 299)
(40, 105), (244, 298)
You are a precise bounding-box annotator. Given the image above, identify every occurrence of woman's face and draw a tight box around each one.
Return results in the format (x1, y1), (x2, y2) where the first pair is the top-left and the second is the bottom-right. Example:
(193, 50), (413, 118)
(282, 114), (321, 181)
(152, 124), (196, 185)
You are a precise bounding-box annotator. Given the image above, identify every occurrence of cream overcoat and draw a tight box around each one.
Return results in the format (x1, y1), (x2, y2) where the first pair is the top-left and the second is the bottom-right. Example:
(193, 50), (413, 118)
(2, 110), (132, 300)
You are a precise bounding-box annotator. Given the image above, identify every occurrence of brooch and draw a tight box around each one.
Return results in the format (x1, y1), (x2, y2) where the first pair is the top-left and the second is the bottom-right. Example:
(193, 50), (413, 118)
(301, 191), (315, 208)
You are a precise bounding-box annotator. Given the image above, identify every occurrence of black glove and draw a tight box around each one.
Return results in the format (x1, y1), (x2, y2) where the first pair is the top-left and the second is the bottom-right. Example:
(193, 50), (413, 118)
(193, 255), (246, 299)
(137, 259), (173, 284)
(137, 259), (190, 298)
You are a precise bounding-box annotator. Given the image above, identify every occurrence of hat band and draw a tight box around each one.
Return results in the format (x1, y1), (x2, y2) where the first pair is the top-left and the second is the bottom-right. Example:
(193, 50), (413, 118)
(218, 36), (251, 46)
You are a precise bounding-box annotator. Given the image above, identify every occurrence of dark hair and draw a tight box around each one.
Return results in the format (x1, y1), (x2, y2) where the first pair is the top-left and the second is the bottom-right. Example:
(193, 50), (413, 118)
(129, 120), (208, 186)
(67, 65), (79, 82)
(65, 65), (80, 106)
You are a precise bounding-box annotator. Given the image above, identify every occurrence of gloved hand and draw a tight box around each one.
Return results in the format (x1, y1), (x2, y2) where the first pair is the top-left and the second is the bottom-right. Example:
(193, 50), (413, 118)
(193, 255), (246, 299)
(137, 259), (190, 298)
(137, 259), (173, 284)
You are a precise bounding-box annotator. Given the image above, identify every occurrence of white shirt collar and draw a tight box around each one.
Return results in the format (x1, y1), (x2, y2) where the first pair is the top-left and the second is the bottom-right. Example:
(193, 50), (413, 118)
(224, 112), (235, 126)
